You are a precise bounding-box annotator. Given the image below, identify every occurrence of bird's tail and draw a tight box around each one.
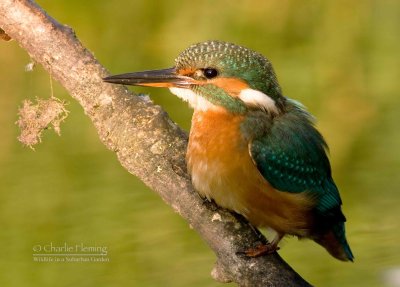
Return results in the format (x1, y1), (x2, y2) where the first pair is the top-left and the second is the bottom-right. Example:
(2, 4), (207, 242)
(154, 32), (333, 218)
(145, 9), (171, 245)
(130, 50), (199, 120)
(314, 223), (354, 262)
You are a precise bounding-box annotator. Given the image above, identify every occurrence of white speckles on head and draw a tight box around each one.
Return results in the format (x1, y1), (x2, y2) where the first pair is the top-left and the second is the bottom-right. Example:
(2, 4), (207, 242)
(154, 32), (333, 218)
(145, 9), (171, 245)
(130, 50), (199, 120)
(238, 88), (279, 114)
(169, 87), (218, 111)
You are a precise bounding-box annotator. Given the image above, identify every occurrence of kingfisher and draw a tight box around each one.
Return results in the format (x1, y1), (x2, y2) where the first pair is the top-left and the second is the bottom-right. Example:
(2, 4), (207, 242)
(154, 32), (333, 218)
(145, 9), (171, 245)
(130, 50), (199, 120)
(104, 40), (354, 262)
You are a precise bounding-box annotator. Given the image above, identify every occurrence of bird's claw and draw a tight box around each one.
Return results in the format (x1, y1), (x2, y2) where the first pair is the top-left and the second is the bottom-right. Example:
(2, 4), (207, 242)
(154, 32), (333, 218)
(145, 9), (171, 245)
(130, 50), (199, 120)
(236, 243), (280, 258)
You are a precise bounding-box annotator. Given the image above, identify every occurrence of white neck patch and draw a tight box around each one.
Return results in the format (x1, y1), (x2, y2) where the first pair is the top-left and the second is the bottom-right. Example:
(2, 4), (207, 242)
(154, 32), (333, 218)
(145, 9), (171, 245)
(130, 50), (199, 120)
(169, 87), (279, 114)
(169, 87), (218, 111)
(238, 88), (278, 114)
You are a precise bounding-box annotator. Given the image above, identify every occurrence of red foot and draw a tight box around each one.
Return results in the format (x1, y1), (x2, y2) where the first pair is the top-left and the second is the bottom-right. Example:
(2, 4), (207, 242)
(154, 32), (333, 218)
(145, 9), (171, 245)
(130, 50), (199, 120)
(239, 243), (280, 258)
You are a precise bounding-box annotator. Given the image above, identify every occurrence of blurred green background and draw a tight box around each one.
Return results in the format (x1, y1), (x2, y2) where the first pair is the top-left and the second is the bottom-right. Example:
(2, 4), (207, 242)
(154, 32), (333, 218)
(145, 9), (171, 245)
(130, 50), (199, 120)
(0, 0), (399, 286)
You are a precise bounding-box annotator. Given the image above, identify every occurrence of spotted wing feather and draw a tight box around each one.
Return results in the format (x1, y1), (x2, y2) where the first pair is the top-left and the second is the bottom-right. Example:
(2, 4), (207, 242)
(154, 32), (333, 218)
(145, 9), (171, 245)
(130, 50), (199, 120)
(249, 102), (342, 215)
(249, 102), (353, 261)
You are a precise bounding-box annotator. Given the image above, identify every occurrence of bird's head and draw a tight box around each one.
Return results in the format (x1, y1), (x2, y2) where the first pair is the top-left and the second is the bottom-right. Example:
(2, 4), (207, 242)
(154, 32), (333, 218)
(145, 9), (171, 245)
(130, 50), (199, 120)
(104, 40), (284, 114)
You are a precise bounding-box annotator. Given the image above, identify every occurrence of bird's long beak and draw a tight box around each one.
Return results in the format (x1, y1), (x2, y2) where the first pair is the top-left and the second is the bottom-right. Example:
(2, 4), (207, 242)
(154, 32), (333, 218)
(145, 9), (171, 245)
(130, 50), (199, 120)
(103, 67), (193, 88)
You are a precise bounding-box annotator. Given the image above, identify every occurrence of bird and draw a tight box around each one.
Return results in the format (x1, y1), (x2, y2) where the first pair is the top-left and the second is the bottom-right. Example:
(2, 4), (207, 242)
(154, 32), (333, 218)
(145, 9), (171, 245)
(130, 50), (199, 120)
(103, 40), (354, 262)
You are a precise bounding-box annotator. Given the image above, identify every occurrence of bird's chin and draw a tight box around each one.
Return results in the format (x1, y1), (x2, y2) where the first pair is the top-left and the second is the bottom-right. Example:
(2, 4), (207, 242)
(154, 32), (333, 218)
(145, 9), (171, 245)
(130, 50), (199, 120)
(169, 87), (218, 112)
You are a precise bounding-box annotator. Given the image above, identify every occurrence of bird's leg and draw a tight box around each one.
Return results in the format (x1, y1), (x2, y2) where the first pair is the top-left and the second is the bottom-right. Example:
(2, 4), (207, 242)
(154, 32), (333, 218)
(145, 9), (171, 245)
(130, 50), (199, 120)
(248, 222), (265, 240)
(239, 232), (284, 258)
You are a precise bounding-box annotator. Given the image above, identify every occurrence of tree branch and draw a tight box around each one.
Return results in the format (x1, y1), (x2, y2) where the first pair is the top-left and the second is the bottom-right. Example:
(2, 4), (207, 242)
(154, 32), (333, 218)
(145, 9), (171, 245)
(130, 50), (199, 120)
(0, 1), (312, 286)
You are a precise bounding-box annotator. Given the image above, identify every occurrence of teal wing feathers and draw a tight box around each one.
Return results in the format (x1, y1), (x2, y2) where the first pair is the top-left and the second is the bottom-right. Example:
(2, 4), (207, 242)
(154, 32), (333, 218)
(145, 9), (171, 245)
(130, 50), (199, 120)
(249, 102), (341, 215)
(248, 101), (354, 261)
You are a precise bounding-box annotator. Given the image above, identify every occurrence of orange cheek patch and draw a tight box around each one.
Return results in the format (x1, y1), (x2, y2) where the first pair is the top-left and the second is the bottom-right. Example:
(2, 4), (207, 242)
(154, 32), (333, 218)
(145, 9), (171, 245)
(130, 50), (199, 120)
(209, 77), (249, 97)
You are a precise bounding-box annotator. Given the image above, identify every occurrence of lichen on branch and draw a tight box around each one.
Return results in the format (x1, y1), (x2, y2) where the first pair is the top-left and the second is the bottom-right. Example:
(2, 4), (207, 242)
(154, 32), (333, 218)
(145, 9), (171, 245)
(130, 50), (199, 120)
(16, 97), (69, 148)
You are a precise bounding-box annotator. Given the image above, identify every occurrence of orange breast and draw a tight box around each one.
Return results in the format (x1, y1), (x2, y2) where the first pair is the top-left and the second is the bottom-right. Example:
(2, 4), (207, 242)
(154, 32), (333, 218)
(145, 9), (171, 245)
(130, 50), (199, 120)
(187, 109), (314, 236)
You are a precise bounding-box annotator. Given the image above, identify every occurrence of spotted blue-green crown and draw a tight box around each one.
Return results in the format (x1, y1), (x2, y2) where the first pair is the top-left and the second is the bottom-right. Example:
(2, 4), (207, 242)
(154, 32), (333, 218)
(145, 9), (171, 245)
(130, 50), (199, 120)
(175, 40), (283, 100)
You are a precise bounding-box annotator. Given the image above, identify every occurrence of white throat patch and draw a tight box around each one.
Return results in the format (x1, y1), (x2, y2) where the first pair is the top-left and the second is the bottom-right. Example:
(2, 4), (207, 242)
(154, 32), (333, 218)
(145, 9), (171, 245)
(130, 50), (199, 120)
(238, 88), (278, 114)
(169, 87), (218, 111)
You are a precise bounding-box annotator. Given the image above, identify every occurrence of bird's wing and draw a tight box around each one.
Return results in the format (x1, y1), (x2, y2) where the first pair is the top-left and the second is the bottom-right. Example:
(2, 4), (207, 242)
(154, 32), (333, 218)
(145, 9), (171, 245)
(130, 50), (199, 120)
(249, 103), (342, 216)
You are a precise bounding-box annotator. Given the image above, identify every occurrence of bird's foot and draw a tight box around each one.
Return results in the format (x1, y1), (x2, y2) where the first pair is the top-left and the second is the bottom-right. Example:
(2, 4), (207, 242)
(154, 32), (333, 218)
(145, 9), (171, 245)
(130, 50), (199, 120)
(237, 243), (280, 258)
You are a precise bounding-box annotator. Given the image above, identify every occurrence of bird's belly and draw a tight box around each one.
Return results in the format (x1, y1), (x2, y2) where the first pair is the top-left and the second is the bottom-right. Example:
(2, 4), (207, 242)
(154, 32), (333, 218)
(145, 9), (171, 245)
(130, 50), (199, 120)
(187, 113), (313, 235)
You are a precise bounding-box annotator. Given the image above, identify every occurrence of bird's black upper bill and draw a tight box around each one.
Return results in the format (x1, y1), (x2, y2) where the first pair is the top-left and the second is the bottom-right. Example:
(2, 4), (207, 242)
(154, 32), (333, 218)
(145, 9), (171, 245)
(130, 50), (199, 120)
(103, 67), (192, 88)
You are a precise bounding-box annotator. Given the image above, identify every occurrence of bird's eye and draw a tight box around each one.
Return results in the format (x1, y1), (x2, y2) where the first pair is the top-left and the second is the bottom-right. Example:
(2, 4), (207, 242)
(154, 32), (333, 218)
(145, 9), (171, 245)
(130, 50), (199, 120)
(203, 68), (218, 79)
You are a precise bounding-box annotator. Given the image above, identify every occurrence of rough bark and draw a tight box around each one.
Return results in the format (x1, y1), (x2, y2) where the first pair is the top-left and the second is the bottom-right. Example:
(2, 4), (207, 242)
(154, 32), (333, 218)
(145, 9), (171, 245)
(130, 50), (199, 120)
(0, 1), (312, 286)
